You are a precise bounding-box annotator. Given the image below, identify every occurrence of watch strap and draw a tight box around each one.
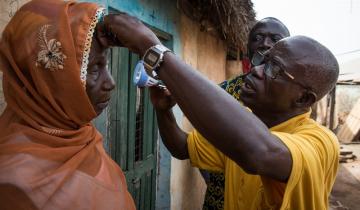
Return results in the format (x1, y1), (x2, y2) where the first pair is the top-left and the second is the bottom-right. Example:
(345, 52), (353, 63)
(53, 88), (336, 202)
(142, 44), (171, 72)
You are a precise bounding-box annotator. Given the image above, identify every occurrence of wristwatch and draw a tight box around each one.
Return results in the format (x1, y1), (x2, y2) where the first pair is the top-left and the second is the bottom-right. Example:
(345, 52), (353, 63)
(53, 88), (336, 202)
(142, 44), (171, 72)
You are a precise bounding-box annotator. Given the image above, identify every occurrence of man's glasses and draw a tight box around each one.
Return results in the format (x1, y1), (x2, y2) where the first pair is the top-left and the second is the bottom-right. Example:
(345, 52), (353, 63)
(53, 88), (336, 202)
(251, 51), (311, 91)
(251, 50), (267, 67)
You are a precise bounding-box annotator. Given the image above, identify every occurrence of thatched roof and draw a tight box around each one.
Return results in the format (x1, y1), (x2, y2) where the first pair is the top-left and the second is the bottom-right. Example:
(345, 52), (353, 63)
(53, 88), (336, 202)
(178, 0), (256, 51)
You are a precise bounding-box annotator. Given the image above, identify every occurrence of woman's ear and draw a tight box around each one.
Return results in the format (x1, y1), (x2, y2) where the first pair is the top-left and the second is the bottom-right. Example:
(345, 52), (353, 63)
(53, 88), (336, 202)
(295, 90), (317, 108)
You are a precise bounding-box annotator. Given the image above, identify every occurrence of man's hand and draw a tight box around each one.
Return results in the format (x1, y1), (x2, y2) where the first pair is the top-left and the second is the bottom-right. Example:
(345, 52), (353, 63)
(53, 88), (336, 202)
(149, 86), (189, 160)
(149, 87), (176, 111)
(102, 13), (161, 56)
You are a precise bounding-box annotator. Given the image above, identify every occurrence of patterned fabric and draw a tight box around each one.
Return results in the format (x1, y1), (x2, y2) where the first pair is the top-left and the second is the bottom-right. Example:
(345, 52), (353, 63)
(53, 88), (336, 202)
(203, 74), (244, 210)
(219, 75), (245, 101)
(203, 171), (226, 210)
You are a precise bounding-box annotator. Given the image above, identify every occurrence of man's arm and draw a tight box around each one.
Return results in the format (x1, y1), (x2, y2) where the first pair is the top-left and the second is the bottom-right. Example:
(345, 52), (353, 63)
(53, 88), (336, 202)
(157, 53), (291, 181)
(103, 14), (292, 181)
(156, 109), (189, 160)
(149, 87), (189, 160)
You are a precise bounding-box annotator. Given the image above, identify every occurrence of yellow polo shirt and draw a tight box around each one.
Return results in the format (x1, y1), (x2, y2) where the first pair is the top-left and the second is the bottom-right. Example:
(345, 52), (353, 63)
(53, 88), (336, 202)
(187, 112), (339, 210)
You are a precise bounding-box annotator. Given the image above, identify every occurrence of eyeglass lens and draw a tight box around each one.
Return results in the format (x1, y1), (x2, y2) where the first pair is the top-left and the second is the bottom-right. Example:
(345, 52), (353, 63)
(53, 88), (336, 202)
(251, 51), (265, 66)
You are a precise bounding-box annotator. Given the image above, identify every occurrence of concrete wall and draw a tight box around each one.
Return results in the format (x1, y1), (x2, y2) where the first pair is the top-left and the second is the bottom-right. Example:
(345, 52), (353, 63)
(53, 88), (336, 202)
(315, 85), (360, 141)
(0, 0), (31, 114)
(336, 85), (360, 136)
(0, 0), (30, 33)
(169, 14), (227, 210)
(337, 85), (360, 122)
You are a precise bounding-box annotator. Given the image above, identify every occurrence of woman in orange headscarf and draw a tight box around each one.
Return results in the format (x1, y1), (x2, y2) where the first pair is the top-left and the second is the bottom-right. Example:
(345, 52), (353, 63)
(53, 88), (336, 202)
(0, 0), (135, 209)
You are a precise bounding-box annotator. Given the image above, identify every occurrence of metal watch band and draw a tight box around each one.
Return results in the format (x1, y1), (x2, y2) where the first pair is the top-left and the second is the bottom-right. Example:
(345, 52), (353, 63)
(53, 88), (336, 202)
(142, 44), (171, 72)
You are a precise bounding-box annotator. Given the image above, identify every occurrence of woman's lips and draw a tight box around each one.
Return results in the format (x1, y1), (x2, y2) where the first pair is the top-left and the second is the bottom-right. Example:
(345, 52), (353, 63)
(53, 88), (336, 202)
(97, 99), (110, 110)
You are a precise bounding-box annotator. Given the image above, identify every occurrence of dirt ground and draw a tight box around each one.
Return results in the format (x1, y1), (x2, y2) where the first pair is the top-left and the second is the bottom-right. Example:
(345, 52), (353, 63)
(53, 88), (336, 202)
(330, 144), (360, 210)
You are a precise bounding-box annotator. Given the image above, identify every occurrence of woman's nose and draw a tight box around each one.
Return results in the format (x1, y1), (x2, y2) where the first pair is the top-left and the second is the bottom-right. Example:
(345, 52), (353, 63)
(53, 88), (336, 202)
(103, 70), (115, 91)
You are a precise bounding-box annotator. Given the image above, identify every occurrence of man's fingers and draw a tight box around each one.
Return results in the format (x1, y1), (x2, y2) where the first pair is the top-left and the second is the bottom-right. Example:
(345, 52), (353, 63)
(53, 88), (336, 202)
(150, 87), (172, 99)
(164, 89), (172, 96)
(102, 13), (160, 55)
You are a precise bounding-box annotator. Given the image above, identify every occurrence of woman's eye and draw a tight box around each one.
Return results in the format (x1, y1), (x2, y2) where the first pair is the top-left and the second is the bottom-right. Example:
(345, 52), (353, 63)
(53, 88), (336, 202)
(87, 66), (100, 79)
(90, 68), (99, 75)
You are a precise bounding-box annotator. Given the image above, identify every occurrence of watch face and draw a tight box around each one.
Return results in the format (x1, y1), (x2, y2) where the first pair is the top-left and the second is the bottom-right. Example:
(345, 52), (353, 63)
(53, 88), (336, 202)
(145, 51), (160, 66)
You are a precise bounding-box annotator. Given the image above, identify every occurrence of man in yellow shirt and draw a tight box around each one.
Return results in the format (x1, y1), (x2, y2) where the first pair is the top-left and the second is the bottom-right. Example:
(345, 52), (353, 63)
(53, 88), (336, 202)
(201, 17), (291, 210)
(103, 14), (339, 210)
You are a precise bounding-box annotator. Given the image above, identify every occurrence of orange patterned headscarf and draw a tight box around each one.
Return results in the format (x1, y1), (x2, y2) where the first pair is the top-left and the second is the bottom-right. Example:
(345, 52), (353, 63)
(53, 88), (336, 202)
(0, 0), (135, 209)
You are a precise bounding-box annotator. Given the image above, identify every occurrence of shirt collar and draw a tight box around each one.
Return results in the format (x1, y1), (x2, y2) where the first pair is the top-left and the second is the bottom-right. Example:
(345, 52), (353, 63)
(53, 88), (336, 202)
(270, 111), (312, 132)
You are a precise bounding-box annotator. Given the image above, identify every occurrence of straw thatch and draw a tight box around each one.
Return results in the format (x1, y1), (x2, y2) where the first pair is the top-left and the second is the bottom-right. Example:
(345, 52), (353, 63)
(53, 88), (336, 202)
(178, 0), (256, 51)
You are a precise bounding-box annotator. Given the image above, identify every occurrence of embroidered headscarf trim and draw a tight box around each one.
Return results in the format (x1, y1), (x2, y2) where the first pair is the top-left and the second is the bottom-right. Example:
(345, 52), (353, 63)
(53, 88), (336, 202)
(80, 8), (105, 86)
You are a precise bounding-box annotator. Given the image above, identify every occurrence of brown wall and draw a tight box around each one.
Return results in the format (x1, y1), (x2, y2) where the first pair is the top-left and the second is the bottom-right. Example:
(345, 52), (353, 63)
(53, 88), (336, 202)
(226, 60), (243, 79)
(0, 72), (4, 114)
(170, 14), (227, 210)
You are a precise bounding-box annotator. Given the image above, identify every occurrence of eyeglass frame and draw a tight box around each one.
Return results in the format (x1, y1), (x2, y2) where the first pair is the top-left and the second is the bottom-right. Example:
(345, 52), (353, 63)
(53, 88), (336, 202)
(251, 50), (312, 91)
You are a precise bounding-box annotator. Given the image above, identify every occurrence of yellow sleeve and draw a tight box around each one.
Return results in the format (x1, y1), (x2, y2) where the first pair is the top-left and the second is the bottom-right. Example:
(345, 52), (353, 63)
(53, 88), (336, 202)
(187, 129), (226, 172)
(271, 124), (339, 210)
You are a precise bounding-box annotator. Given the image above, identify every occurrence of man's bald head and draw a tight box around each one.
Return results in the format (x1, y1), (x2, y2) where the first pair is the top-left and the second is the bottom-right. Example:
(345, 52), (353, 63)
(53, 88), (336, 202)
(273, 35), (339, 101)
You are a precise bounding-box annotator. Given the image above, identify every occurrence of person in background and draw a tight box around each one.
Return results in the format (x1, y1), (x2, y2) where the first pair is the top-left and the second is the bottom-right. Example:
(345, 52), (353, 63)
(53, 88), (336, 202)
(221, 16), (290, 100)
(202, 17), (290, 210)
(0, 1), (135, 209)
(103, 13), (340, 210)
